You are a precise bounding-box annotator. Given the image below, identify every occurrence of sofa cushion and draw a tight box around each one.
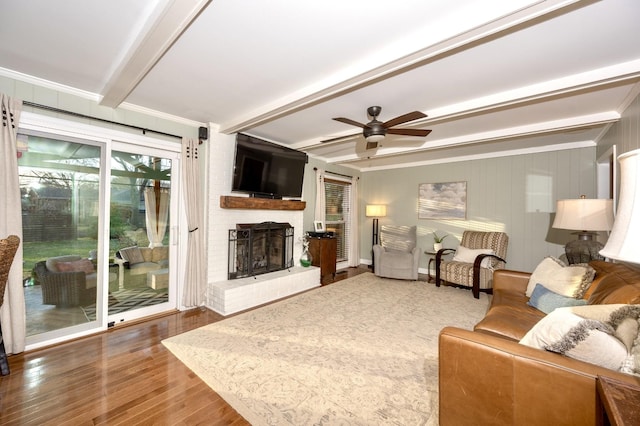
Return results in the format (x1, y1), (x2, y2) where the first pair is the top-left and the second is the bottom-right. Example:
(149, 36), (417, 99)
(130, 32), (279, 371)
(56, 258), (95, 274)
(151, 246), (169, 263)
(520, 304), (640, 375)
(119, 246), (145, 265)
(527, 284), (588, 314)
(525, 257), (595, 298)
(46, 255), (82, 272)
(588, 261), (640, 305)
(519, 307), (628, 371)
(452, 246), (494, 268)
(474, 289), (546, 341)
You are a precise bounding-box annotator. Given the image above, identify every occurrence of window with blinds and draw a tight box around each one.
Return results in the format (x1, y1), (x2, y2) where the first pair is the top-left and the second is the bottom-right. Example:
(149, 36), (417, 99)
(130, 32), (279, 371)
(324, 178), (351, 263)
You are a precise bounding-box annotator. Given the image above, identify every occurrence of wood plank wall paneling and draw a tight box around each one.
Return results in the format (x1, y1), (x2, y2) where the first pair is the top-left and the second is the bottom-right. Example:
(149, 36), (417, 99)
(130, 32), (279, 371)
(359, 148), (597, 273)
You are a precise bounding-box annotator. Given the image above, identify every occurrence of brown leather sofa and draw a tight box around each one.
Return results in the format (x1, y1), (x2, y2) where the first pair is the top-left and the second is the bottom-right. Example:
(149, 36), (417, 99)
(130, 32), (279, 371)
(439, 260), (640, 426)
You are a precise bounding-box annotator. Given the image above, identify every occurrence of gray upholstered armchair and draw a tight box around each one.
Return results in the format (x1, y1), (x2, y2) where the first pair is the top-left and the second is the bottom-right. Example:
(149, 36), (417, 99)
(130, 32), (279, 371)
(373, 225), (420, 280)
(435, 230), (508, 298)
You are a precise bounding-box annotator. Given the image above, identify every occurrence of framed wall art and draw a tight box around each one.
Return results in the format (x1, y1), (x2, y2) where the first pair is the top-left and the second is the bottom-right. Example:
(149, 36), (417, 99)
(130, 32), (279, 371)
(418, 181), (467, 219)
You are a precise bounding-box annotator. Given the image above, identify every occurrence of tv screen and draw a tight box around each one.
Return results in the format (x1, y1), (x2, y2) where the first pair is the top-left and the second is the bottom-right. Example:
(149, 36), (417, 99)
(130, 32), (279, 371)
(232, 133), (308, 198)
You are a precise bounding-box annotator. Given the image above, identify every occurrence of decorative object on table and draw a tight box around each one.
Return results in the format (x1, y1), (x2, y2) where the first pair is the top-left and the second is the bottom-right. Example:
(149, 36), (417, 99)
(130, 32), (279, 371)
(299, 233), (312, 267)
(365, 204), (387, 270)
(0, 234), (20, 376)
(432, 231), (448, 251)
(552, 195), (614, 264)
(373, 225), (420, 280)
(313, 220), (325, 233)
(600, 148), (640, 263)
(418, 181), (466, 219)
(436, 230), (509, 298)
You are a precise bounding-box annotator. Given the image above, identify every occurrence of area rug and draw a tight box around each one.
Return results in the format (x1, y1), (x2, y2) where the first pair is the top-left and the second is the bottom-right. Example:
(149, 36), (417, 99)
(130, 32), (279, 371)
(162, 273), (490, 425)
(81, 288), (169, 321)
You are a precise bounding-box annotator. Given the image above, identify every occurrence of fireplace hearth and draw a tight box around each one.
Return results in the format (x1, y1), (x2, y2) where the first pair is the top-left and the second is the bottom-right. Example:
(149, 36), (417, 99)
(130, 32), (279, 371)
(228, 222), (294, 279)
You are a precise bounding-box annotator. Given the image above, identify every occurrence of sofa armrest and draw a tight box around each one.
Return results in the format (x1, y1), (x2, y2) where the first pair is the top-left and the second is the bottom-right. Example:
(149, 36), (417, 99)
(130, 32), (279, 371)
(438, 326), (640, 426)
(492, 269), (531, 294)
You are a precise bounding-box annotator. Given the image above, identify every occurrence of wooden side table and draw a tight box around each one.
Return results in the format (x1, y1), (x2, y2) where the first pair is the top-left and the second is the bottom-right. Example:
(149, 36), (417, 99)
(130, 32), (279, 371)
(425, 251), (437, 283)
(308, 237), (337, 285)
(597, 375), (640, 426)
(425, 250), (452, 283)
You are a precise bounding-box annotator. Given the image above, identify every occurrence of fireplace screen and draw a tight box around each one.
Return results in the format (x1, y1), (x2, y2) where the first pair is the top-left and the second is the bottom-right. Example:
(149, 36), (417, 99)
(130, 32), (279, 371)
(228, 222), (294, 279)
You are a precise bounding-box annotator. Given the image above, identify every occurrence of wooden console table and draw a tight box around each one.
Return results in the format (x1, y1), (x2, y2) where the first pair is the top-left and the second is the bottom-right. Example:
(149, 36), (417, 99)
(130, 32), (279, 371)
(308, 236), (337, 285)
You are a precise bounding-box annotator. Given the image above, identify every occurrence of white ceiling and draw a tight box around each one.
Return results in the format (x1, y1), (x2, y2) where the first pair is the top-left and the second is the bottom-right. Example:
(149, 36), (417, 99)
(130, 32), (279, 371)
(2, 0), (639, 171)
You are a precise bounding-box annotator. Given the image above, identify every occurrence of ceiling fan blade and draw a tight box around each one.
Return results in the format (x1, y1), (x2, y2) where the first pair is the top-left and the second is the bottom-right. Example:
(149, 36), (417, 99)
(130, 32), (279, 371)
(333, 117), (367, 128)
(383, 111), (427, 128)
(320, 132), (361, 143)
(386, 128), (432, 137)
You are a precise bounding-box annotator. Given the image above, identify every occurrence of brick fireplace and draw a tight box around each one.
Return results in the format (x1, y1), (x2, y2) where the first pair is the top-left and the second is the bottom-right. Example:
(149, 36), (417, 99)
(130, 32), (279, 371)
(205, 132), (320, 316)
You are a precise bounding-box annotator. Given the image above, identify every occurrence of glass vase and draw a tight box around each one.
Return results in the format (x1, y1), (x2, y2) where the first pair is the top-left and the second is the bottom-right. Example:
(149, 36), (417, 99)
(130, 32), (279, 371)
(300, 247), (313, 267)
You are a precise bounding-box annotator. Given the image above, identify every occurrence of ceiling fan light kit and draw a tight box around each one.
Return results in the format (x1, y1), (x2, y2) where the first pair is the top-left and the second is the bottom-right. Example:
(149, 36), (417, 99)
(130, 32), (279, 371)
(329, 106), (431, 150)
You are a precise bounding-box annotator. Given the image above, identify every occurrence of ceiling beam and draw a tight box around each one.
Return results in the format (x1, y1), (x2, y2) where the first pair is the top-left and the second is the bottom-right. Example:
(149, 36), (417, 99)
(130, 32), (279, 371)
(100, 0), (212, 108)
(219, 0), (586, 134)
(295, 60), (640, 151)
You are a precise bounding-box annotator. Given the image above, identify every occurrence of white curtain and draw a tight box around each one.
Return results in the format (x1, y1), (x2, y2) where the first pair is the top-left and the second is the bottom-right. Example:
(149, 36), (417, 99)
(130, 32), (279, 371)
(314, 168), (326, 223)
(0, 93), (25, 354)
(348, 176), (360, 267)
(181, 137), (205, 307)
(144, 187), (169, 248)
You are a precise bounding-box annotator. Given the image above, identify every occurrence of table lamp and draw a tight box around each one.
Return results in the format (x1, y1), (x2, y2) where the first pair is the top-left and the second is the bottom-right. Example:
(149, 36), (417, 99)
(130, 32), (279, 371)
(552, 196), (614, 264)
(600, 148), (640, 263)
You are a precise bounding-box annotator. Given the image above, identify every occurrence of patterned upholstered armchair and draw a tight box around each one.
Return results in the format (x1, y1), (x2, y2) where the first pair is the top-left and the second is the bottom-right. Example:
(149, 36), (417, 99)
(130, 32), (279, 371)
(372, 225), (420, 280)
(435, 231), (509, 298)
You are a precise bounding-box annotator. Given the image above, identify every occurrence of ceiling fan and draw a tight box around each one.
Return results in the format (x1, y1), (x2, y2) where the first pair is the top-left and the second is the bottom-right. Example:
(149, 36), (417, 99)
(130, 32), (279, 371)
(329, 106), (432, 149)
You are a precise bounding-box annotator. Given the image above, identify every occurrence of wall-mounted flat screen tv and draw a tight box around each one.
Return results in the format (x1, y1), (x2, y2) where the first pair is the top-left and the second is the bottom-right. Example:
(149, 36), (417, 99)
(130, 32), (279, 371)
(232, 133), (308, 199)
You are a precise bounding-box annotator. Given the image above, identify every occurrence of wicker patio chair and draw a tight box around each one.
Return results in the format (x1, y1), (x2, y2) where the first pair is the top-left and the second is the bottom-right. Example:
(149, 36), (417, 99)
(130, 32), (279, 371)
(1, 235), (20, 376)
(34, 257), (97, 307)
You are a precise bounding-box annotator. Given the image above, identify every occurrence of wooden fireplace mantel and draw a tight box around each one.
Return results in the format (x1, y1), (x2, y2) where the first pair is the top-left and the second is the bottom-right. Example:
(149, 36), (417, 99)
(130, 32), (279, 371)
(220, 195), (306, 211)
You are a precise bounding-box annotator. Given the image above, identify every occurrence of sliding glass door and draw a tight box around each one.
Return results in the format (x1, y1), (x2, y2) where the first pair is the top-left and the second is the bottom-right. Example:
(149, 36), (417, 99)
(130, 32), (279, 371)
(107, 146), (175, 324)
(19, 130), (178, 346)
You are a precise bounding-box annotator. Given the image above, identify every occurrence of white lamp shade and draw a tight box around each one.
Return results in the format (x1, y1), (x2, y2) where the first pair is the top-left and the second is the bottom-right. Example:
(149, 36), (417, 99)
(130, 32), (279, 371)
(552, 198), (614, 231)
(365, 204), (387, 217)
(600, 148), (640, 262)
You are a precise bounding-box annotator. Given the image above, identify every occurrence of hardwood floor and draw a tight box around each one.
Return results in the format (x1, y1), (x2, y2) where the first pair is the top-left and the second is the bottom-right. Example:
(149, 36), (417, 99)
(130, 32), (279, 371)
(1, 266), (377, 425)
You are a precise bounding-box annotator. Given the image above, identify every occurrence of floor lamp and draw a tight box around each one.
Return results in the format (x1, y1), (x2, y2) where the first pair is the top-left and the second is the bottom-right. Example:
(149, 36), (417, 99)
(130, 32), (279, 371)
(366, 204), (387, 269)
(552, 195), (614, 264)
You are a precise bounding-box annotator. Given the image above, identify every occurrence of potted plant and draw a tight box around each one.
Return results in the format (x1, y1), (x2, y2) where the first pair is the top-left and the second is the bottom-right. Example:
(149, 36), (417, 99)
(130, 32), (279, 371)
(432, 232), (448, 252)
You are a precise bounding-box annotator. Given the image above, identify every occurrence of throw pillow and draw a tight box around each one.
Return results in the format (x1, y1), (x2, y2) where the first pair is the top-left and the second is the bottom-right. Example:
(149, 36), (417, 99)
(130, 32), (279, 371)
(452, 245), (495, 268)
(519, 307), (628, 371)
(527, 283), (588, 314)
(56, 258), (95, 274)
(525, 257), (595, 298)
(119, 246), (145, 264)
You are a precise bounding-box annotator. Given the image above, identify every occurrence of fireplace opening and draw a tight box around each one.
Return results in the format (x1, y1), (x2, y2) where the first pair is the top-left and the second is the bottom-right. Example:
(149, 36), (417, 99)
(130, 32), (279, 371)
(228, 222), (294, 279)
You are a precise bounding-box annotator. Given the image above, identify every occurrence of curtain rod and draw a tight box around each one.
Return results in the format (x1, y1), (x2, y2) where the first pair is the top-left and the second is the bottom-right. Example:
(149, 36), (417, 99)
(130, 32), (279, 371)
(313, 167), (357, 180)
(22, 101), (185, 141)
